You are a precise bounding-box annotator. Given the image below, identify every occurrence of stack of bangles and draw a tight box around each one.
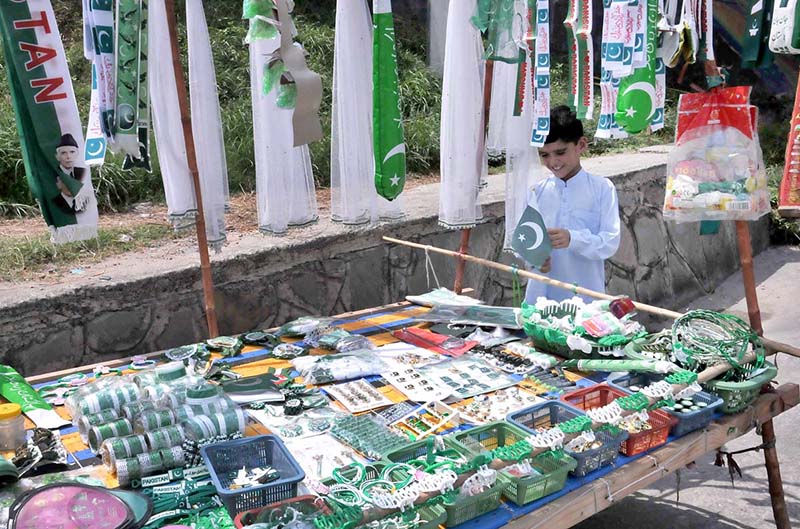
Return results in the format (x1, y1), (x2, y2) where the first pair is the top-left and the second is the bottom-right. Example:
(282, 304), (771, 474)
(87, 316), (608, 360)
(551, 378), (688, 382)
(326, 458), (464, 510)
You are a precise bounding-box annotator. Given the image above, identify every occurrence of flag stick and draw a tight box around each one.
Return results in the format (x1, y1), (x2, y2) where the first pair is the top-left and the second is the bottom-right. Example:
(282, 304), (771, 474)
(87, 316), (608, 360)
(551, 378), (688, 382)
(382, 235), (800, 359)
(164, 0), (219, 338)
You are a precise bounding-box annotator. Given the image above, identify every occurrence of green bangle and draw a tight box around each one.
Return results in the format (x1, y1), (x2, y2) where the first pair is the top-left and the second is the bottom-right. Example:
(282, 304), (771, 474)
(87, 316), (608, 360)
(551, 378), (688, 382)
(332, 462), (366, 486)
(380, 463), (414, 489)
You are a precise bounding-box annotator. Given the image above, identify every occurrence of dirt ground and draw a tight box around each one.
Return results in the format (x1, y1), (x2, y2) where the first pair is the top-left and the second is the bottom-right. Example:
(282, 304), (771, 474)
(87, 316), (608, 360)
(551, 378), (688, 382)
(0, 173), (441, 284)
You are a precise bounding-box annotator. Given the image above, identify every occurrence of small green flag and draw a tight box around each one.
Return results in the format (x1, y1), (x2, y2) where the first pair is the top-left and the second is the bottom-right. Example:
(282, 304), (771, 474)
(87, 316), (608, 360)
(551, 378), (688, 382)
(373, 0), (406, 201)
(512, 206), (552, 268)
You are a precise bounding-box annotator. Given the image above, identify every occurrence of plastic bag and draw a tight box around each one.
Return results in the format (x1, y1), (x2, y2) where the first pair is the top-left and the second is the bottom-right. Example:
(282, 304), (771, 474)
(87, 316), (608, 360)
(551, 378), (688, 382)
(292, 351), (388, 385)
(663, 86), (770, 222)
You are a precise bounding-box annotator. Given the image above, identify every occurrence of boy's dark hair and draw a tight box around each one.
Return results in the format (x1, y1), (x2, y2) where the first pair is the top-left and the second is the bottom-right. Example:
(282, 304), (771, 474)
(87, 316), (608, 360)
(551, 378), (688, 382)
(545, 105), (584, 144)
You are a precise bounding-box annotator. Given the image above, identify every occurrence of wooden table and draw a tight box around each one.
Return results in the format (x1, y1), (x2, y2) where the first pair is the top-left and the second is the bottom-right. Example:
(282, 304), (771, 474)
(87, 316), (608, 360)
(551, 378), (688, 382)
(22, 300), (800, 527)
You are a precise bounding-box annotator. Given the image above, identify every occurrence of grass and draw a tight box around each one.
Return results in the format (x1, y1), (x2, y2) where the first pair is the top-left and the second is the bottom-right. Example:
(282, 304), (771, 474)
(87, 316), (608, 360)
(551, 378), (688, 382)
(0, 224), (185, 281)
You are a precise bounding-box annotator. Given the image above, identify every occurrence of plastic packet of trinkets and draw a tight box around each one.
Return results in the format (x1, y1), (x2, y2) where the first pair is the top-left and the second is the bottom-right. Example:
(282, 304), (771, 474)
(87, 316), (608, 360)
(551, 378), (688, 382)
(664, 87), (770, 223)
(292, 351), (388, 385)
(277, 316), (335, 337)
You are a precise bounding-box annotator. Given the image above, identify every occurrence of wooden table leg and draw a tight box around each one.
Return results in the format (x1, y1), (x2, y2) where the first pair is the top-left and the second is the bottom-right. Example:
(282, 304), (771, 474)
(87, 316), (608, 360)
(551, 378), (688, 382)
(735, 220), (791, 528)
(761, 418), (792, 529)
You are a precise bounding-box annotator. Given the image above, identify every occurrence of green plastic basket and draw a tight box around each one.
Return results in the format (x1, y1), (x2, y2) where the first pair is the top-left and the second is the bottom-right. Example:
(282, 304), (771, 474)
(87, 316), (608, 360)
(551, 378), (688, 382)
(360, 503), (447, 529)
(441, 474), (509, 527)
(450, 422), (577, 506)
(703, 362), (778, 413)
(382, 438), (506, 527)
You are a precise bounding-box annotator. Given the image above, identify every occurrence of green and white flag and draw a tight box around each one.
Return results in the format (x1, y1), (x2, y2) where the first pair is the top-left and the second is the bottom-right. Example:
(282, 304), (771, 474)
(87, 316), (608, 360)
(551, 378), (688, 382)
(0, 0), (99, 243)
(511, 205), (552, 268)
(82, 0), (114, 165)
(373, 0), (406, 201)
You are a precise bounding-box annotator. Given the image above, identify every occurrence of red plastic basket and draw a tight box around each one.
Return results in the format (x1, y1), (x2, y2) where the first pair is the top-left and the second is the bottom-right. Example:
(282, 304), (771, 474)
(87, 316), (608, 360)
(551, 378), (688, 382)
(560, 384), (676, 457)
(233, 495), (330, 529)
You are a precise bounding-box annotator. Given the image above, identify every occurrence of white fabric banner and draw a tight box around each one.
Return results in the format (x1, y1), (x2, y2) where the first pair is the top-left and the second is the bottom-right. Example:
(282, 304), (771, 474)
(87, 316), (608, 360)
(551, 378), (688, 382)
(438, 0), (487, 230)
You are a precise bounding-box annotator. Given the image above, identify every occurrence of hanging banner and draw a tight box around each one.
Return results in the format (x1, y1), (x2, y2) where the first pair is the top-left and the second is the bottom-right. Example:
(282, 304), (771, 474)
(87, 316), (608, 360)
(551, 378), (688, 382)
(779, 74), (800, 215)
(373, 0), (406, 201)
(84, 65), (108, 165)
(82, 0), (115, 163)
(614, 0), (658, 134)
(113, 0), (144, 157)
(122, 0), (151, 170)
(0, 0), (99, 243)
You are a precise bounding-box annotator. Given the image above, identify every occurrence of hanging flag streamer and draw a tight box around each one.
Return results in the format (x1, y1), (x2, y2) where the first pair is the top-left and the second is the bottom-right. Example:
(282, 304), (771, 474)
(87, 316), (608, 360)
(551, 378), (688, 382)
(564, 0), (593, 119)
(373, 0), (407, 202)
(331, 0), (403, 223)
(439, 0), (487, 229)
(0, 0), (99, 243)
(742, 0), (775, 68)
(82, 0), (114, 164)
(243, 0), (319, 235)
(122, 0), (151, 171)
(596, 0), (627, 139)
(113, 0), (145, 158)
(84, 65), (107, 165)
(615, 0), (659, 134)
(530, 0), (551, 146)
(779, 76), (800, 213)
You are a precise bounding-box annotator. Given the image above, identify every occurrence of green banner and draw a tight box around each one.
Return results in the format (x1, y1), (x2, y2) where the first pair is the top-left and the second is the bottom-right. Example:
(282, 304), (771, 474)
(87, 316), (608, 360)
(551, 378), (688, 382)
(373, 0), (406, 201)
(1, 0), (98, 241)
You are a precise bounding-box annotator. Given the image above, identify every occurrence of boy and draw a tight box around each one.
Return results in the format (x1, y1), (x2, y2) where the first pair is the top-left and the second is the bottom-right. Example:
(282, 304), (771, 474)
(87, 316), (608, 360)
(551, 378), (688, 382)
(525, 106), (621, 303)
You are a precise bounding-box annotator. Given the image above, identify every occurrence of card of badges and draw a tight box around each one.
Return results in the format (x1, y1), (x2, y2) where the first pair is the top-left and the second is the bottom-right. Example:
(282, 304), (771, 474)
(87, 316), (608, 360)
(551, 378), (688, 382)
(453, 388), (544, 425)
(382, 362), (453, 402)
(420, 358), (517, 400)
(325, 379), (394, 413)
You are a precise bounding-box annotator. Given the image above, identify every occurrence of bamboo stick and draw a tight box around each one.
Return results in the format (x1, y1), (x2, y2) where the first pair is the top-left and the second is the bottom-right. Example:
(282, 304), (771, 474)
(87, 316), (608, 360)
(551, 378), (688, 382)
(165, 0), (219, 338)
(382, 235), (800, 359)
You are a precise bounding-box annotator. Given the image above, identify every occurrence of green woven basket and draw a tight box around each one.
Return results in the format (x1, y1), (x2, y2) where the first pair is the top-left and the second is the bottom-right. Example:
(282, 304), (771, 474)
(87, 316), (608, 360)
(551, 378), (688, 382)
(703, 362), (778, 413)
(382, 438), (506, 527)
(525, 323), (624, 360)
(361, 503), (447, 529)
(450, 422), (577, 506)
(441, 474), (509, 527)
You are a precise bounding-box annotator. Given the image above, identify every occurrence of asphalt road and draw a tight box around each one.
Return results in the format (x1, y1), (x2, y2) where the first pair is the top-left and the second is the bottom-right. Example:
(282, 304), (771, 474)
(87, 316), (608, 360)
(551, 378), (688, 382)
(574, 245), (800, 529)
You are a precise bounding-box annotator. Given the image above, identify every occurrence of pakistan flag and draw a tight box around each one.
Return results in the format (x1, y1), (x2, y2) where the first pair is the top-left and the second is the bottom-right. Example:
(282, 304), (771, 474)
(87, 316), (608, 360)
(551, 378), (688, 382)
(0, 0), (98, 243)
(373, 0), (406, 201)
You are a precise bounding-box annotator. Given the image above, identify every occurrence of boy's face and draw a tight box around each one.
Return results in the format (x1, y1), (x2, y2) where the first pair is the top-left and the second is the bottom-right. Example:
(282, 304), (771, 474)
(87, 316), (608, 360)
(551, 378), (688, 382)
(56, 146), (78, 170)
(539, 138), (587, 181)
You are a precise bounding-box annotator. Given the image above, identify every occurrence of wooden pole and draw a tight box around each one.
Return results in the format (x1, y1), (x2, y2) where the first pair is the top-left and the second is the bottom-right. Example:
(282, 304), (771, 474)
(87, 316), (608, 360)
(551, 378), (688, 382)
(164, 0), (219, 338)
(453, 59), (495, 294)
(735, 221), (763, 334)
(734, 220), (791, 529)
(382, 235), (800, 359)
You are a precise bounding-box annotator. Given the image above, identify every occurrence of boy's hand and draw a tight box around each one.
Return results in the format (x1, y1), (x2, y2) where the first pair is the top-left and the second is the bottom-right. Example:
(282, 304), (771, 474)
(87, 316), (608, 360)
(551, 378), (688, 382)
(538, 257), (552, 273)
(547, 228), (571, 249)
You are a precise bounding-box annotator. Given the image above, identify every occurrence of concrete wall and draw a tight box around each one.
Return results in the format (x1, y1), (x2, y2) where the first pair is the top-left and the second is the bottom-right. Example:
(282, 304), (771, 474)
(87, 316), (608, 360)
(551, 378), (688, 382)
(0, 148), (769, 375)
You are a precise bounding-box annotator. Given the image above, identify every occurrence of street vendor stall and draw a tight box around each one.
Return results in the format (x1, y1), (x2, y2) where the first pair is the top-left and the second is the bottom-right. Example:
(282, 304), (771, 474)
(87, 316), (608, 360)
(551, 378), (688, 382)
(1, 273), (796, 529)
